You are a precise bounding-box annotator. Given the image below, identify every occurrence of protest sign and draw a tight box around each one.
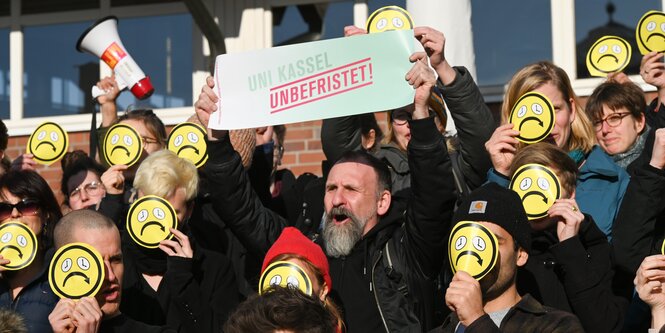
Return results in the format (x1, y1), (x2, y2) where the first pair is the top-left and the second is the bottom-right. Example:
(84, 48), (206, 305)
(210, 29), (415, 130)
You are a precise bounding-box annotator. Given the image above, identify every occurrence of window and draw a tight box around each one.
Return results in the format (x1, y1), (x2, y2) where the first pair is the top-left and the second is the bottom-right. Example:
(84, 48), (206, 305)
(575, 0), (660, 79)
(23, 21), (98, 118)
(0, 29), (8, 120)
(472, 0), (552, 86)
(114, 14), (193, 111)
(21, 0), (99, 15)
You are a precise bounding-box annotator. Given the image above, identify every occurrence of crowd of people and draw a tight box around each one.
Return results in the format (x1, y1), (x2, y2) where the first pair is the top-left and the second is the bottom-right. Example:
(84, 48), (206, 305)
(0, 23), (665, 333)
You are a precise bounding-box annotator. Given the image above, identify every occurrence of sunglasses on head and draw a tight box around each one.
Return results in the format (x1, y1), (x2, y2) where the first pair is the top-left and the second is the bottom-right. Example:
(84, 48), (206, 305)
(0, 198), (39, 221)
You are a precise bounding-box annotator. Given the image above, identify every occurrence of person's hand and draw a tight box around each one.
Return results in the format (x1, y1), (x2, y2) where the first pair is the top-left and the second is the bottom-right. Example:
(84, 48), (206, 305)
(445, 271), (485, 327)
(49, 298), (76, 333)
(636, 254), (665, 329)
(100, 164), (127, 195)
(96, 76), (121, 106)
(484, 124), (520, 176)
(550, 198), (584, 242)
(606, 72), (631, 84)
(413, 26), (457, 85)
(642, 52), (665, 89)
(406, 52), (436, 119)
(651, 128), (665, 169)
(343, 25), (367, 37)
(10, 153), (37, 171)
(194, 76), (228, 141)
(159, 228), (194, 258)
(0, 254), (10, 272)
(256, 126), (274, 146)
(71, 297), (102, 333)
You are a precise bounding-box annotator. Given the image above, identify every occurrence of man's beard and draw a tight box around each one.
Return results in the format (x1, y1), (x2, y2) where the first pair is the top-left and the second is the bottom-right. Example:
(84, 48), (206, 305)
(322, 206), (369, 258)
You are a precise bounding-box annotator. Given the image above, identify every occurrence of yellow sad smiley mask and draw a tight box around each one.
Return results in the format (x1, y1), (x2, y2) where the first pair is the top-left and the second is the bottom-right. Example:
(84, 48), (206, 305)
(49, 242), (105, 299)
(586, 35), (632, 77)
(167, 122), (208, 168)
(258, 261), (313, 296)
(637, 10), (665, 54)
(0, 221), (38, 271)
(509, 92), (555, 144)
(366, 6), (414, 33)
(509, 164), (562, 220)
(103, 123), (143, 167)
(448, 221), (499, 280)
(27, 122), (69, 165)
(126, 195), (178, 249)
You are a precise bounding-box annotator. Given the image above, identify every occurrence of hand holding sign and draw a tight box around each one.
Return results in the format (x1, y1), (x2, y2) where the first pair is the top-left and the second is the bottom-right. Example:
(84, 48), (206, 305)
(485, 124), (521, 176)
(445, 270), (485, 327)
(641, 52), (665, 89)
(549, 198), (584, 242)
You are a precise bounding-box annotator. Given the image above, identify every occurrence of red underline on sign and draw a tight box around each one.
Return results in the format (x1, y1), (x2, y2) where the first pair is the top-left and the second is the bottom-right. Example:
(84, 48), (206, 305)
(270, 57), (372, 91)
(270, 81), (374, 114)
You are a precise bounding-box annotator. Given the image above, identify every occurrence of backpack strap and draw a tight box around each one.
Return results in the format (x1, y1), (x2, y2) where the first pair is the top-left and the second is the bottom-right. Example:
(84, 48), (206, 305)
(383, 235), (409, 298)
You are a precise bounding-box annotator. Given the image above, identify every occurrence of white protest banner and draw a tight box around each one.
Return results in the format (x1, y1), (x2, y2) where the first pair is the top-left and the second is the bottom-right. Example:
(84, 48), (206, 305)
(210, 29), (415, 130)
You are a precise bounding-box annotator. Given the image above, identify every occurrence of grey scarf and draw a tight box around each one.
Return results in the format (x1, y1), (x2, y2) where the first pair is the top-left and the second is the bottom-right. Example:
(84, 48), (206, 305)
(613, 124), (650, 169)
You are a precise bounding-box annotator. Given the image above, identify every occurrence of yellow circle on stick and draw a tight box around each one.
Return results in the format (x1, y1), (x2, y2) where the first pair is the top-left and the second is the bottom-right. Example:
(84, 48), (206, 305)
(586, 36), (632, 77)
(509, 164), (562, 220)
(103, 123), (143, 167)
(49, 242), (104, 299)
(259, 261), (313, 296)
(167, 122), (208, 168)
(27, 122), (69, 165)
(448, 221), (498, 280)
(636, 10), (665, 55)
(0, 221), (38, 271)
(509, 92), (555, 144)
(126, 195), (177, 249)
(366, 6), (413, 33)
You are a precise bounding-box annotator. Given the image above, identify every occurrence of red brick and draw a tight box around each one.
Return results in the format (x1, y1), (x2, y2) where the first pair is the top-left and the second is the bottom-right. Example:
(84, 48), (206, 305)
(284, 141), (305, 152)
(298, 151), (325, 164)
(306, 140), (322, 150)
(285, 129), (313, 140)
(281, 153), (296, 165)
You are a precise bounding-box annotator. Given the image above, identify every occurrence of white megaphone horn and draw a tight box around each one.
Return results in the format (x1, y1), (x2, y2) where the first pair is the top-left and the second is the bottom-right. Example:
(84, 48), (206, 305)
(77, 16), (154, 100)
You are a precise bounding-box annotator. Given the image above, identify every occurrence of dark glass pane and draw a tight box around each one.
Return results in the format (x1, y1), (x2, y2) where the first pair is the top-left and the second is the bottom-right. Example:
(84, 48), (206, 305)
(0, 29), (8, 120)
(111, 0), (179, 7)
(22, 0), (99, 15)
(0, 1), (9, 17)
(472, 0), (552, 86)
(114, 14), (192, 110)
(575, 1), (660, 79)
(24, 21), (99, 118)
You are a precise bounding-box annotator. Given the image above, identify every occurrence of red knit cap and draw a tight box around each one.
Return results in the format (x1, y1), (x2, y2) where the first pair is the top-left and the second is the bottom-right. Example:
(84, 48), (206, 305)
(261, 227), (332, 290)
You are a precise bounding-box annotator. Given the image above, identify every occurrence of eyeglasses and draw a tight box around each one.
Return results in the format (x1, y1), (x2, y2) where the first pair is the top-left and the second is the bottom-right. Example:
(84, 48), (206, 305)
(70, 181), (103, 200)
(0, 199), (39, 221)
(593, 112), (631, 132)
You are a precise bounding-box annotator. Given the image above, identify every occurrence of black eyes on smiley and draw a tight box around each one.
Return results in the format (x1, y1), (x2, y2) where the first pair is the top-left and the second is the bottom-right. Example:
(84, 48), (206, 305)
(0, 232), (26, 247)
(173, 132), (200, 147)
(137, 208), (166, 222)
(110, 134), (133, 146)
(646, 21), (665, 33)
(454, 236), (486, 251)
(37, 131), (59, 141)
(519, 177), (551, 191)
(60, 256), (90, 272)
(517, 103), (544, 118)
(269, 274), (300, 289)
(598, 45), (622, 54)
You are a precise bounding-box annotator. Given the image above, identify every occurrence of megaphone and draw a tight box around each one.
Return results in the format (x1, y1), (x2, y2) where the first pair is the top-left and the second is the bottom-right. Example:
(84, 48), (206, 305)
(77, 16), (154, 100)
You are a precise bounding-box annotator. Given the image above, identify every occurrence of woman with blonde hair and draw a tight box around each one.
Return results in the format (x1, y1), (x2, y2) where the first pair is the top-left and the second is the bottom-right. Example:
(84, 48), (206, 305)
(486, 61), (629, 239)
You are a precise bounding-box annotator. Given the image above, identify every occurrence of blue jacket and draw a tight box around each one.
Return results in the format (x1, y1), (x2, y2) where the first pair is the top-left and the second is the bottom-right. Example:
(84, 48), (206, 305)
(487, 145), (629, 240)
(0, 250), (58, 333)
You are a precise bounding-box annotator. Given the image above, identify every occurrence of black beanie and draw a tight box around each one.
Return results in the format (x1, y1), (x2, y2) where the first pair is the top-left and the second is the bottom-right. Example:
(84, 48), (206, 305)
(453, 183), (532, 253)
